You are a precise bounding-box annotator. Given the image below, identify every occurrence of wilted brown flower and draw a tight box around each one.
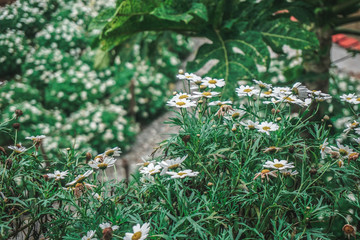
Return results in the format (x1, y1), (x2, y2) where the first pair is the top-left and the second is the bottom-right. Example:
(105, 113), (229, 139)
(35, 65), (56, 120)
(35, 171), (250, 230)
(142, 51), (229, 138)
(12, 123), (20, 130)
(342, 224), (356, 239)
(15, 109), (23, 119)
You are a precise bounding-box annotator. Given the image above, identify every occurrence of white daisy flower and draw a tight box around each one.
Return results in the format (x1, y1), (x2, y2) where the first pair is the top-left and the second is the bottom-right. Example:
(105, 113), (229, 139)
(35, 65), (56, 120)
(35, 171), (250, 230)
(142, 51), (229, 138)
(356, 127), (360, 135)
(253, 79), (272, 89)
(201, 77), (225, 88)
(166, 169), (199, 179)
(8, 143), (26, 153)
(260, 89), (275, 98)
(311, 91), (332, 101)
(208, 100), (232, 106)
(167, 98), (196, 108)
(92, 192), (102, 201)
(351, 97), (360, 104)
(136, 157), (156, 169)
(340, 93), (357, 104)
(172, 92), (192, 101)
(66, 170), (93, 186)
(320, 138), (331, 159)
(25, 135), (46, 141)
(140, 163), (161, 175)
(192, 91), (220, 99)
(102, 147), (121, 157)
(48, 170), (69, 180)
(256, 121), (279, 135)
(280, 169), (299, 176)
(263, 159), (294, 170)
(262, 98), (280, 105)
(81, 230), (97, 240)
(240, 120), (259, 130)
(291, 82), (311, 100)
(343, 121), (359, 134)
(224, 109), (246, 120)
(99, 222), (119, 231)
(236, 85), (260, 97)
(275, 94), (304, 106)
(176, 72), (202, 83)
(124, 223), (150, 240)
(353, 138), (360, 144)
(159, 155), (187, 175)
(272, 87), (292, 96)
(331, 141), (354, 158)
(89, 156), (117, 170)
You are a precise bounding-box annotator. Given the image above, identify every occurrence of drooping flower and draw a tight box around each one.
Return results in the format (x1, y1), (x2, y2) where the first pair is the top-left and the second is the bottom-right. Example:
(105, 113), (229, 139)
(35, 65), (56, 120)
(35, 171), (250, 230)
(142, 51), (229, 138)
(263, 159), (294, 170)
(291, 82), (310, 100)
(8, 143), (26, 153)
(208, 100), (233, 106)
(48, 170), (69, 181)
(140, 163), (161, 176)
(102, 147), (121, 157)
(81, 230), (97, 240)
(159, 155), (187, 175)
(253, 169), (277, 181)
(166, 169), (199, 179)
(123, 223), (150, 240)
(89, 156), (117, 170)
(240, 120), (259, 130)
(320, 138), (331, 159)
(256, 121), (279, 135)
(253, 79), (272, 89)
(201, 77), (225, 88)
(66, 170), (93, 186)
(280, 169), (299, 176)
(342, 224), (356, 239)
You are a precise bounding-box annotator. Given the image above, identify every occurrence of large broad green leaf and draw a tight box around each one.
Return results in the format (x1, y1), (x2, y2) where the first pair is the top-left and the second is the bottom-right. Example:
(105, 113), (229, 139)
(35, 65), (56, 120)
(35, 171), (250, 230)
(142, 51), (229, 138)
(259, 19), (319, 52)
(151, 2), (208, 23)
(88, 8), (116, 31)
(187, 30), (270, 96)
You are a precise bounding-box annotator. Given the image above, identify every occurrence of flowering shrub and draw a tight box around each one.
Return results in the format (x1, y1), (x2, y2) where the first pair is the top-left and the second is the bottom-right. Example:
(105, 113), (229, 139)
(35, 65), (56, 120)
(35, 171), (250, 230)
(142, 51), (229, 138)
(0, 0), (189, 154)
(2, 71), (359, 239)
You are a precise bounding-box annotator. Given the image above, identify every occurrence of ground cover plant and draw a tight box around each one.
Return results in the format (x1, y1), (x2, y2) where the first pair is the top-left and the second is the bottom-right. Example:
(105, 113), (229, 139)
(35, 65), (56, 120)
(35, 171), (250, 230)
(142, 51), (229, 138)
(1, 71), (359, 239)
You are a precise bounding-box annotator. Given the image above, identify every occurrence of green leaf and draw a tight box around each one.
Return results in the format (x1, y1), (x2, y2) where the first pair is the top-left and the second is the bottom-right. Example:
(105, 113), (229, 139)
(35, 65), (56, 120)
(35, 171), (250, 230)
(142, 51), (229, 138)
(151, 2), (208, 23)
(89, 8), (116, 31)
(259, 19), (319, 51)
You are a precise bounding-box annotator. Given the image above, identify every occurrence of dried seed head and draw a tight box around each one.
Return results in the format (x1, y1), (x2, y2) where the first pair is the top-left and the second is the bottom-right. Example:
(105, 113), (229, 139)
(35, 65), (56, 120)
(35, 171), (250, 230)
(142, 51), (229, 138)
(342, 224), (356, 238)
(348, 152), (359, 162)
(5, 159), (12, 169)
(86, 152), (92, 162)
(102, 227), (113, 240)
(43, 174), (49, 181)
(182, 135), (191, 146)
(15, 109), (23, 119)
(0, 146), (6, 155)
(330, 151), (340, 159)
(309, 168), (317, 175)
(12, 123), (20, 130)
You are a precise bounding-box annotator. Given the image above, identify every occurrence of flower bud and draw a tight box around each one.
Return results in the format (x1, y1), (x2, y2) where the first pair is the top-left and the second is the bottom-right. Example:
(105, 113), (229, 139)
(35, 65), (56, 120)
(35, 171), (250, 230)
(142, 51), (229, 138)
(15, 109), (23, 119)
(86, 152), (92, 163)
(323, 115), (329, 121)
(207, 182), (214, 186)
(12, 123), (20, 130)
(178, 69), (184, 74)
(182, 135), (191, 146)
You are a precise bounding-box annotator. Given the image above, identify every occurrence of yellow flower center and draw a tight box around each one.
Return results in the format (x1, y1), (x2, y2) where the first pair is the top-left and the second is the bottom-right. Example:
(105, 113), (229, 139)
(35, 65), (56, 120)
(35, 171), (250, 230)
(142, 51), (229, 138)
(76, 175), (86, 183)
(339, 149), (348, 156)
(273, 163), (284, 168)
(179, 95), (188, 99)
(132, 231), (142, 240)
(244, 89), (252, 93)
(168, 164), (179, 169)
(202, 92), (211, 96)
(264, 91), (272, 95)
(357, 97), (360, 101)
(185, 75), (191, 78)
(349, 152), (357, 158)
(248, 125), (255, 129)
(346, 97), (352, 100)
(284, 97), (294, 102)
(97, 163), (108, 170)
(262, 126), (271, 131)
(351, 122), (358, 126)
(176, 101), (186, 106)
(261, 169), (270, 174)
(208, 79), (217, 84)
(143, 162), (150, 167)
(177, 172), (187, 176)
(105, 149), (114, 156)
(232, 112), (240, 118)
